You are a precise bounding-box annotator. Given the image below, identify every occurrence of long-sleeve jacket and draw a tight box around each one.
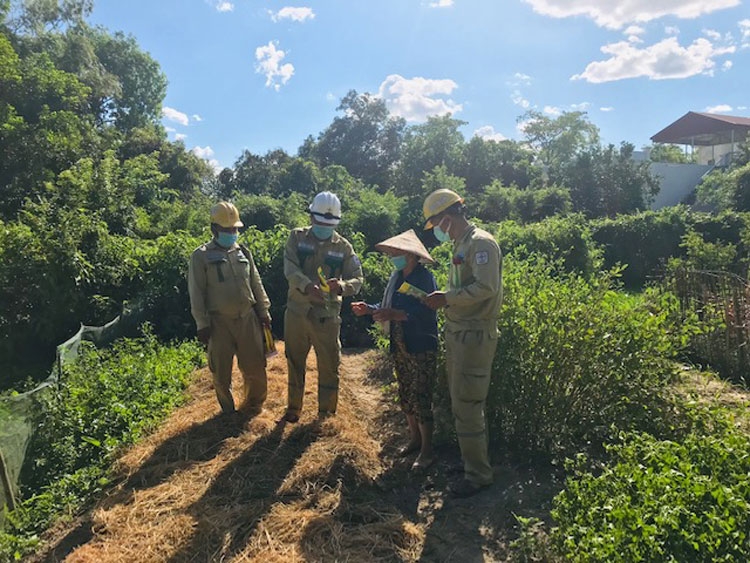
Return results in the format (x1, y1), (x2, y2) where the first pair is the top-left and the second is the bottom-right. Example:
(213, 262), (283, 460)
(187, 240), (271, 330)
(284, 227), (363, 318)
(445, 224), (503, 332)
(375, 264), (438, 355)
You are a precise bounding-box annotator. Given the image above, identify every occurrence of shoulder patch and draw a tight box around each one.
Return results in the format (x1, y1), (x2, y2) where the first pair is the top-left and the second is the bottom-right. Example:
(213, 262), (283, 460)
(475, 251), (489, 265)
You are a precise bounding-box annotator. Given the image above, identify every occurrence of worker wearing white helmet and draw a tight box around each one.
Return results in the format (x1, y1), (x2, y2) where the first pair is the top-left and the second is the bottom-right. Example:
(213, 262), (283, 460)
(422, 188), (503, 498)
(187, 201), (271, 418)
(280, 191), (363, 423)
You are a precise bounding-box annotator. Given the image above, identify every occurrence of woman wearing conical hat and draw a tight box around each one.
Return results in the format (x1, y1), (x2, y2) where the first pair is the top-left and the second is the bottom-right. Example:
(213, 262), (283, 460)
(351, 229), (438, 472)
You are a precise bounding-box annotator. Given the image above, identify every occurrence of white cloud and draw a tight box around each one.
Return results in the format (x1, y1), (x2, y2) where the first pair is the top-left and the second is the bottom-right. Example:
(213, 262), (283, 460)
(192, 146), (214, 159)
(175, 133), (188, 141)
(206, 0), (234, 12)
(512, 90), (530, 109)
(474, 125), (507, 141)
(624, 25), (645, 41)
(191, 146), (221, 173)
(571, 37), (735, 82)
(522, 0), (739, 30)
(192, 114), (203, 122)
(704, 104), (733, 113)
(600, 106), (615, 112)
(255, 41), (295, 91)
(377, 74), (462, 122)
(165, 126), (176, 133)
(624, 25), (645, 36)
(740, 19), (750, 48)
(570, 102), (591, 111)
(703, 29), (721, 41)
(270, 7), (315, 22)
(738, 106), (748, 110)
(162, 106), (189, 126)
(429, 0), (454, 7)
(511, 72), (532, 86)
(325, 92), (336, 102)
(665, 25), (680, 35)
(723, 60), (733, 70)
(543, 105), (562, 116)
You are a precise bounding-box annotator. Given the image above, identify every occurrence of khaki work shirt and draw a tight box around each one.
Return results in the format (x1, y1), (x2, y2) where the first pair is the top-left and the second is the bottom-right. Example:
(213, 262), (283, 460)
(445, 224), (503, 332)
(284, 227), (363, 318)
(188, 240), (271, 330)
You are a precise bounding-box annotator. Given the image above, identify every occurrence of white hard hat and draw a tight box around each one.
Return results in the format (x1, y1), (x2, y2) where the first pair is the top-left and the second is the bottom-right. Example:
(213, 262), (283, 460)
(308, 191), (341, 226)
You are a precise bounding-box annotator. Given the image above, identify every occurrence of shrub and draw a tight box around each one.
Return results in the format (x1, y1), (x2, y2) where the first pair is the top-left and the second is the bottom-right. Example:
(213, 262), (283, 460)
(487, 256), (697, 460)
(495, 215), (599, 277)
(552, 429), (750, 561)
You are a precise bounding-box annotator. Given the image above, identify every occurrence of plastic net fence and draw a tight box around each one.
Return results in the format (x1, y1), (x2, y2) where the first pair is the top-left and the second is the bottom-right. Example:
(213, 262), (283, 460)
(0, 317), (121, 525)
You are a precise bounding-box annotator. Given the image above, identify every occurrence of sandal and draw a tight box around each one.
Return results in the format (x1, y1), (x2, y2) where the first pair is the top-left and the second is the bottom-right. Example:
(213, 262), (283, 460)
(411, 455), (436, 473)
(397, 442), (421, 457)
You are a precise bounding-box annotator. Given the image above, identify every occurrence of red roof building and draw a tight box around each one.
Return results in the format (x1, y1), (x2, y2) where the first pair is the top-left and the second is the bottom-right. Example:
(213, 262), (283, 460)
(651, 111), (750, 165)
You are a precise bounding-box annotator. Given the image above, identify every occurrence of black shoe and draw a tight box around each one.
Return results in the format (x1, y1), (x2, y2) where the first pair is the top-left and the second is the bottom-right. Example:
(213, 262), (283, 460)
(278, 410), (299, 423)
(447, 479), (491, 498)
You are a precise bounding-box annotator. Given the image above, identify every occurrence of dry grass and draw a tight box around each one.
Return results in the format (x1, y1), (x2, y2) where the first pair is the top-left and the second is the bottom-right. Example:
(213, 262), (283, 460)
(673, 366), (750, 432)
(40, 343), (425, 563)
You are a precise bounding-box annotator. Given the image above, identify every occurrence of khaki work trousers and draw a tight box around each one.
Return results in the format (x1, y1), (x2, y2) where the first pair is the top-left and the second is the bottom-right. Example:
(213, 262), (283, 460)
(207, 311), (267, 414)
(445, 327), (498, 486)
(284, 308), (341, 416)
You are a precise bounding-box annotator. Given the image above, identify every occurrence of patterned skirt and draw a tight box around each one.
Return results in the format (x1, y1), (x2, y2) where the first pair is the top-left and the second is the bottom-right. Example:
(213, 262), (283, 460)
(392, 322), (437, 424)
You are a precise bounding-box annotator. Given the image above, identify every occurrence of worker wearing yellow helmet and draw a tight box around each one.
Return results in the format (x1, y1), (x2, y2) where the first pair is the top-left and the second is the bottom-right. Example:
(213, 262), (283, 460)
(187, 201), (272, 419)
(422, 188), (503, 498)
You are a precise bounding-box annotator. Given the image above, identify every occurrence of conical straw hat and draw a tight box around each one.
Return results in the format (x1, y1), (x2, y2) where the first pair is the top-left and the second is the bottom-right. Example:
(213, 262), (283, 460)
(375, 229), (435, 264)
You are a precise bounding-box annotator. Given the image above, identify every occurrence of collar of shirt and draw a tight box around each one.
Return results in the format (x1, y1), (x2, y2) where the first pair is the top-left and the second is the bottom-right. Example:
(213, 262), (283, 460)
(454, 223), (476, 248)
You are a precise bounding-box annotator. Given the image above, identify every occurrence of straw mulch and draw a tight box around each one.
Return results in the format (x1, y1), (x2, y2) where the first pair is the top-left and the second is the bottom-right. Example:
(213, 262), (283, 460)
(41, 342), (425, 562)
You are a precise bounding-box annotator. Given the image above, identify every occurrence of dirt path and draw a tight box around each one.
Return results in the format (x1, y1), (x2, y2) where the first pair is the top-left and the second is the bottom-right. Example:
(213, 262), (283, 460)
(32, 343), (559, 563)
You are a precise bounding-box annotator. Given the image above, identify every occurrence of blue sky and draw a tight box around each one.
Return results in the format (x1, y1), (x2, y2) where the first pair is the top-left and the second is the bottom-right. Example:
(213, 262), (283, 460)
(90, 1), (750, 172)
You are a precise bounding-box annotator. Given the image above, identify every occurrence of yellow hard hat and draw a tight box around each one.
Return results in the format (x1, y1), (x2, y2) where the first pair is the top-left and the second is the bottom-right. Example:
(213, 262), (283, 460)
(423, 189), (464, 229)
(210, 201), (244, 228)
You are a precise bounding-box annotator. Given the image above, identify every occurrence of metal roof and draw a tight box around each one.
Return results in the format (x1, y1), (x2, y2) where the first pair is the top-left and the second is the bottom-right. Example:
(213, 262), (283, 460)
(650, 111), (750, 146)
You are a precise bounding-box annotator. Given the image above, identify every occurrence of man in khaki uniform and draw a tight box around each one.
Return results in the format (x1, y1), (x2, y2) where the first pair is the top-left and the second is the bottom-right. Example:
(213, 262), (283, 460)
(188, 201), (271, 417)
(281, 191), (363, 423)
(422, 189), (503, 498)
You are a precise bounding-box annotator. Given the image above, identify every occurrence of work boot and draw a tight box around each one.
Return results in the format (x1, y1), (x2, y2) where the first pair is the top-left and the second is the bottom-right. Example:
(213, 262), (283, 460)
(447, 478), (491, 498)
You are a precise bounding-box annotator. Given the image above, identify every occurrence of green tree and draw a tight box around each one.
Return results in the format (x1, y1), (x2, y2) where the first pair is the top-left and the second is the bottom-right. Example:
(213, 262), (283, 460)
(561, 142), (658, 217)
(459, 136), (534, 192)
(520, 110), (599, 184)
(90, 30), (166, 130)
(646, 143), (695, 163)
(302, 90), (405, 189)
(395, 114), (467, 197)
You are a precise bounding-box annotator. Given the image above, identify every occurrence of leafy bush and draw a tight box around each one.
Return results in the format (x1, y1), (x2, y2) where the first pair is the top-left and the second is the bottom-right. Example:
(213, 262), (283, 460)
(591, 208), (750, 288)
(495, 215), (599, 277)
(552, 429), (750, 561)
(487, 256), (699, 460)
(475, 182), (571, 224)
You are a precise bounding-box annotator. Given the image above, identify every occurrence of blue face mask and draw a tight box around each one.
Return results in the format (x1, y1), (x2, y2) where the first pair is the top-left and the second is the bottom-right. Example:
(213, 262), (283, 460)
(433, 223), (451, 243)
(311, 224), (335, 240)
(390, 255), (408, 271)
(217, 232), (238, 248)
